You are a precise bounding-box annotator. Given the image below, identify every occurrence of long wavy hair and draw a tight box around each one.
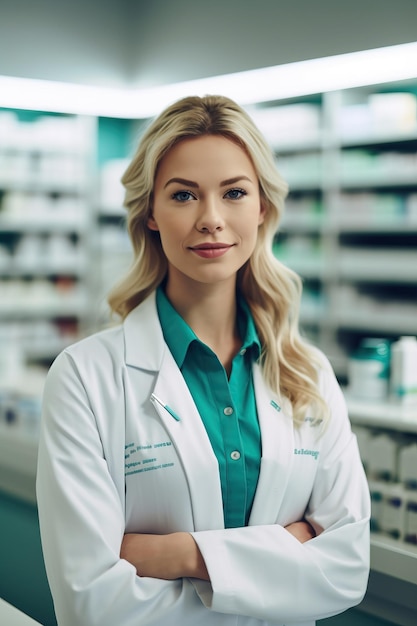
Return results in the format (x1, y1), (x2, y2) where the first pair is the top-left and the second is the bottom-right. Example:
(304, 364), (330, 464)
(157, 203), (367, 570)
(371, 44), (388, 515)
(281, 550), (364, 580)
(108, 95), (328, 425)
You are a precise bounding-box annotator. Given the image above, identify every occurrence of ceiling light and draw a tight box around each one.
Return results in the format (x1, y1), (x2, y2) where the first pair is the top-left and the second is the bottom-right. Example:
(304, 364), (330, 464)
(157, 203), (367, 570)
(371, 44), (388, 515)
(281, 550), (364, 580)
(1, 42), (416, 118)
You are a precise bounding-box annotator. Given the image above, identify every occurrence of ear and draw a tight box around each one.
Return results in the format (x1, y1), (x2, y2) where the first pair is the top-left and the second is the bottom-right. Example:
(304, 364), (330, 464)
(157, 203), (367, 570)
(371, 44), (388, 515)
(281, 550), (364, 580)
(147, 214), (159, 231)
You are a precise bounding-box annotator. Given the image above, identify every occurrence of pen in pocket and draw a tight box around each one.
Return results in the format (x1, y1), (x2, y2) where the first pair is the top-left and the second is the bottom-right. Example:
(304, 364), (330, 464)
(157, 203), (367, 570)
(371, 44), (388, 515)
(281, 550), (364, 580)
(150, 393), (181, 422)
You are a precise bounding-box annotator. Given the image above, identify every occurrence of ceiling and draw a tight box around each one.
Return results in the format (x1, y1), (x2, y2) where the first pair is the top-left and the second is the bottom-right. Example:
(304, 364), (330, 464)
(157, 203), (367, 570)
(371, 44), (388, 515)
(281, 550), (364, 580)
(0, 0), (417, 87)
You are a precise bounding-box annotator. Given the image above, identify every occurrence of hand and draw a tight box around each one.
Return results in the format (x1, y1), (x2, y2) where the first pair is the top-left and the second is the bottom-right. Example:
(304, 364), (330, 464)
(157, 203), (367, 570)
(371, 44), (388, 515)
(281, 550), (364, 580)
(284, 519), (317, 543)
(120, 532), (209, 581)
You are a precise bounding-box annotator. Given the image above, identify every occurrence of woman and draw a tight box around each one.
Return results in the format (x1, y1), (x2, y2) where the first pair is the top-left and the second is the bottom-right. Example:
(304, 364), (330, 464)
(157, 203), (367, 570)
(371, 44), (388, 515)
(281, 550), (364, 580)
(36, 95), (370, 626)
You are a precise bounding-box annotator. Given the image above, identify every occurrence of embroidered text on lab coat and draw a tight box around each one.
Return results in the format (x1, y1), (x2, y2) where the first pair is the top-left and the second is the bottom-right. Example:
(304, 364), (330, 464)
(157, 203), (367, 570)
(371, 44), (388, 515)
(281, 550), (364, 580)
(125, 440), (176, 475)
(294, 448), (320, 460)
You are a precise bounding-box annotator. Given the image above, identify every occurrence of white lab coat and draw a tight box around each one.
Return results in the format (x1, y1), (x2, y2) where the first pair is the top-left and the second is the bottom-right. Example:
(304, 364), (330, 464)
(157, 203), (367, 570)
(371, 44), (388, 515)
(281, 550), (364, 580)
(36, 292), (370, 626)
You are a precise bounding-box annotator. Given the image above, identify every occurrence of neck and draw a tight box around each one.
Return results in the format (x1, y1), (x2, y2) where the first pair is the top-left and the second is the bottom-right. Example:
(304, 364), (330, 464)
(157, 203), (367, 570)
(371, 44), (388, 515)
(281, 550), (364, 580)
(165, 277), (242, 370)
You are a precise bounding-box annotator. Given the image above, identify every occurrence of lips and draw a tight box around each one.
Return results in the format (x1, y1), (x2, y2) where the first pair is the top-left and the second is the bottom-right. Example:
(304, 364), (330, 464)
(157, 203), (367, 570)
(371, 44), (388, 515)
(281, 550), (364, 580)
(191, 243), (231, 250)
(189, 242), (233, 258)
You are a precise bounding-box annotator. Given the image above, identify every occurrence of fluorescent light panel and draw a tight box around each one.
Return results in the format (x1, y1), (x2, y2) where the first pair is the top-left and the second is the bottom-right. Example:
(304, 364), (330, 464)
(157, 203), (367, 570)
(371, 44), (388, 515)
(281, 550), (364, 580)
(1, 42), (417, 118)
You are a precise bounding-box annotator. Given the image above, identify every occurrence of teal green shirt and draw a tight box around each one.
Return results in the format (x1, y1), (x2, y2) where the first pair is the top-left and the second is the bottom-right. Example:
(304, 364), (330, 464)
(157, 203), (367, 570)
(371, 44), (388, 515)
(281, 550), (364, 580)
(156, 287), (262, 528)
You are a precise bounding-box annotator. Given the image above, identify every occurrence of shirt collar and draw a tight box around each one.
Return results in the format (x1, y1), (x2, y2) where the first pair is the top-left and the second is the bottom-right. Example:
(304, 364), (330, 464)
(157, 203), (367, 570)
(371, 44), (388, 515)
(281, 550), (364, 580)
(236, 297), (261, 360)
(156, 286), (261, 368)
(156, 286), (196, 367)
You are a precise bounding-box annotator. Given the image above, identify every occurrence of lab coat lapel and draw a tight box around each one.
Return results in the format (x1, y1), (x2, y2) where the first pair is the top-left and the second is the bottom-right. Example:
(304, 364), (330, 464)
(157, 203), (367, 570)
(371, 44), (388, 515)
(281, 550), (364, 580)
(249, 363), (294, 525)
(152, 352), (224, 531)
(124, 294), (224, 531)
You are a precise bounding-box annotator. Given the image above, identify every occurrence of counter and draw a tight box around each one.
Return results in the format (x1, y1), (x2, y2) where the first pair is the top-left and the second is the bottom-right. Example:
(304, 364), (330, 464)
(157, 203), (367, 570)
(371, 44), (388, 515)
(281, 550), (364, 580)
(0, 598), (42, 625)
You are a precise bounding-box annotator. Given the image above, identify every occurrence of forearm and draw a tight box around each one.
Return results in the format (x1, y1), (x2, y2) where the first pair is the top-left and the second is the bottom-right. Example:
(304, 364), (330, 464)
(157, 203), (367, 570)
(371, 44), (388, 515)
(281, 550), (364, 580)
(285, 519), (318, 542)
(190, 518), (369, 623)
(121, 520), (315, 582)
(120, 532), (209, 581)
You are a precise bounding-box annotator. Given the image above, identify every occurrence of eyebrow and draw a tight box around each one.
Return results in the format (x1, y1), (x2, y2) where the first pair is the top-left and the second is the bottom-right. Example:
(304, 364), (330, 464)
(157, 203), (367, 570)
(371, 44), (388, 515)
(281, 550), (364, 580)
(163, 175), (254, 189)
(164, 177), (198, 189)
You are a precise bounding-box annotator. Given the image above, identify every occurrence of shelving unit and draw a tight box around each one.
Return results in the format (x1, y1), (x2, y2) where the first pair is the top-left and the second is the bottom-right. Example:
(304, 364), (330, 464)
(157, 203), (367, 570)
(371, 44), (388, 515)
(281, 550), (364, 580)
(0, 110), (97, 367)
(347, 399), (417, 625)
(95, 156), (133, 321)
(0, 425), (38, 503)
(92, 116), (144, 322)
(370, 534), (417, 585)
(248, 82), (417, 381)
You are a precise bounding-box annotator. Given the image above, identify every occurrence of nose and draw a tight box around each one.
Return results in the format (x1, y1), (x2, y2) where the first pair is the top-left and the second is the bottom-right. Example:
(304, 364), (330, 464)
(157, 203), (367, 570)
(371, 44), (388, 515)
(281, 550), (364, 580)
(195, 197), (225, 233)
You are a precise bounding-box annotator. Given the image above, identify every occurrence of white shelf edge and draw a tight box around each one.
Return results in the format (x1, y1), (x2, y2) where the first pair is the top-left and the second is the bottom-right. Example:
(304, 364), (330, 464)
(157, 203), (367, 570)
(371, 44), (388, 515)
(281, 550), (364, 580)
(346, 396), (417, 433)
(336, 221), (417, 233)
(0, 303), (89, 318)
(340, 128), (417, 147)
(370, 534), (417, 585)
(338, 269), (417, 283)
(272, 137), (322, 153)
(0, 181), (88, 194)
(1, 266), (87, 277)
(337, 312), (417, 334)
(0, 219), (88, 233)
(98, 206), (125, 217)
(340, 174), (417, 189)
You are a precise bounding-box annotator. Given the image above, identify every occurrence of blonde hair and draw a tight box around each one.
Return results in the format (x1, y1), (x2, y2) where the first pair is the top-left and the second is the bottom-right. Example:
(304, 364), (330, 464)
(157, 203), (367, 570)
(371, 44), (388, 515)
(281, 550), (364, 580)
(108, 95), (328, 425)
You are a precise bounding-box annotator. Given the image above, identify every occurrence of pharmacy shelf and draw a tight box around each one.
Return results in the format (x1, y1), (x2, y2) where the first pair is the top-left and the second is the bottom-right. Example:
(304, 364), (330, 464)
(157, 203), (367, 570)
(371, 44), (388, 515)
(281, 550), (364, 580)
(338, 265), (417, 283)
(0, 302), (89, 318)
(262, 84), (417, 376)
(280, 217), (324, 233)
(1, 265), (87, 277)
(0, 219), (88, 233)
(346, 396), (417, 433)
(340, 129), (417, 148)
(0, 598), (43, 626)
(337, 221), (417, 234)
(25, 339), (77, 361)
(283, 179), (323, 192)
(0, 426), (38, 503)
(270, 137), (322, 153)
(0, 112), (97, 368)
(99, 205), (125, 217)
(279, 258), (327, 280)
(370, 534), (417, 585)
(337, 311), (417, 335)
(346, 397), (417, 596)
(340, 174), (417, 189)
(0, 181), (87, 194)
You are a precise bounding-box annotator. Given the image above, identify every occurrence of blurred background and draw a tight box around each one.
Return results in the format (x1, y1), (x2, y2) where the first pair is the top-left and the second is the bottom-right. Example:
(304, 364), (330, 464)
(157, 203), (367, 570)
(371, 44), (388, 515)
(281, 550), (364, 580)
(1, 1), (417, 625)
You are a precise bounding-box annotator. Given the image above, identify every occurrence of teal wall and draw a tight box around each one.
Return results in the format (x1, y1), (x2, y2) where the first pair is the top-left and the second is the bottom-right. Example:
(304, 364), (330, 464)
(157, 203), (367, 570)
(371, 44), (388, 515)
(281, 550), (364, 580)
(97, 117), (133, 165)
(97, 116), (149, 165)
(0, 490), (397, 626)
(1, 107), (68, 121)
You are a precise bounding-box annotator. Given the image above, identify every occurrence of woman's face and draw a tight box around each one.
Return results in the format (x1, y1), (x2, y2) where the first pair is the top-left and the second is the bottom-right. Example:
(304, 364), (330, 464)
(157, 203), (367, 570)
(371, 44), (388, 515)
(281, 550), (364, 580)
(149, 134), (265, 293)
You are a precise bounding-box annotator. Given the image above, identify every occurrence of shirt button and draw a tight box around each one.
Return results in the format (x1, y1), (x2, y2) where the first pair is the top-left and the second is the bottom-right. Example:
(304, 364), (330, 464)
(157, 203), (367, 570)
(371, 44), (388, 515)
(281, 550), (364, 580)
(239, 348), (246, 355)
(223, 406), (234, 416)
(230, 451), (241, 461)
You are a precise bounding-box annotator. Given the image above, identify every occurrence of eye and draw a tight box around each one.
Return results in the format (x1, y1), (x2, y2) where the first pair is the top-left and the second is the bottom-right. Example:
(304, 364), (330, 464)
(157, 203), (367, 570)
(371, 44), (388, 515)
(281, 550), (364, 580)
(224, 188), (247, 200)
(171, 190), (196, 202)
